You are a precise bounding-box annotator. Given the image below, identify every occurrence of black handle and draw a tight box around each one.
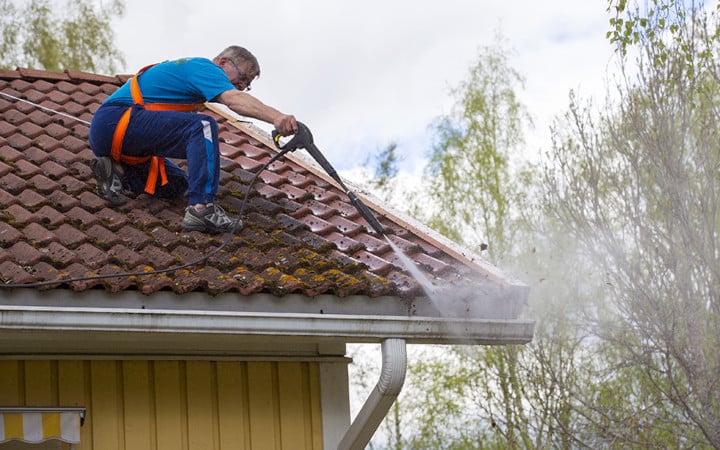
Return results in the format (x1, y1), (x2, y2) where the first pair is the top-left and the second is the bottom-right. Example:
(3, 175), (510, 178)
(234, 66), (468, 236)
(272, 122), (313, 152)
(271, 122), (386, 236)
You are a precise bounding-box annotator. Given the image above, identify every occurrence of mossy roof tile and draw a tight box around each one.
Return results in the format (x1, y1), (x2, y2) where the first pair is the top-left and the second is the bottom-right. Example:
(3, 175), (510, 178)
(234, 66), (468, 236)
(0, 68), (518, 304)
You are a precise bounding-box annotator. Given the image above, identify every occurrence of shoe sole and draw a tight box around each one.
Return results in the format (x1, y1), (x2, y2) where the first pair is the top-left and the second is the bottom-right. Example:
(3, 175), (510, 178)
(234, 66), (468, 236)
(181, 218), (242, 234)
(91, 158), (127, 205)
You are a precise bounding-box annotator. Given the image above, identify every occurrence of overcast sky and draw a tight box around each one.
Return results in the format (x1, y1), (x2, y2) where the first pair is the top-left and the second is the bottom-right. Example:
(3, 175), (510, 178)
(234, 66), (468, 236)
(113, 1), (615, 179)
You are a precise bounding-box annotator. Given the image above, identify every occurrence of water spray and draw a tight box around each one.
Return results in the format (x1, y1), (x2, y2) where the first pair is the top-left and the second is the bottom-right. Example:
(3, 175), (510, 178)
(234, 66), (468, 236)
(273, 123), (439, 297)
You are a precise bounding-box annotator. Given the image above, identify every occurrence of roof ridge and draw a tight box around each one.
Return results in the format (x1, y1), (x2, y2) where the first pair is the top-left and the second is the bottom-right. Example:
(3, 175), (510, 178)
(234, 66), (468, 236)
(0, 67), (128, 85)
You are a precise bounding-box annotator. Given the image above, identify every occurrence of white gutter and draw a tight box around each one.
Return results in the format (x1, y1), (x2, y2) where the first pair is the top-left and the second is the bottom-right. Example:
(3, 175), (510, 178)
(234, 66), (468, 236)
(338, 338), (407, 450)
(0, 305), (534, 346)
(1, 307), (531, 448)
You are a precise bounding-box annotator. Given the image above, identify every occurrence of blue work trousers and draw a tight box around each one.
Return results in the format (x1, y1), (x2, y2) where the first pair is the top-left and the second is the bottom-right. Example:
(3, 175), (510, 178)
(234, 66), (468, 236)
(89, 103), (221, 205)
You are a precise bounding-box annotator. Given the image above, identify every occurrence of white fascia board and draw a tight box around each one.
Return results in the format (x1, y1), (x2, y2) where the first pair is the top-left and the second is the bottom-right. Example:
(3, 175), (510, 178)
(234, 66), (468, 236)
(0, 282), (527, 321)
(0, 305), (534, 346)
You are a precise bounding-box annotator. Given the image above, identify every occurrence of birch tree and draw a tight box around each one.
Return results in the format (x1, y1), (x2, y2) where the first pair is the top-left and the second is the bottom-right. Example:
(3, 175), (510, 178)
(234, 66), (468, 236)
(419, 34), (531, 260)
(542, 1), (720, 446)
(0, 0), (125, 74)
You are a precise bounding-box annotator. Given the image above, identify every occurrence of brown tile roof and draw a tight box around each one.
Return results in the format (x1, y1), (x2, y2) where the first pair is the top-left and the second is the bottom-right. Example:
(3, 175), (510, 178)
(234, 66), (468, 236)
(0, 67), (522, 304)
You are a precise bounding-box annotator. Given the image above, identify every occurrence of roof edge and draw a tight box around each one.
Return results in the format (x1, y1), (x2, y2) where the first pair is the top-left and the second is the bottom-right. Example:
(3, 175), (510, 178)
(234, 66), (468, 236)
(0, 305), (535, 347)
(0, 288), (526, 321)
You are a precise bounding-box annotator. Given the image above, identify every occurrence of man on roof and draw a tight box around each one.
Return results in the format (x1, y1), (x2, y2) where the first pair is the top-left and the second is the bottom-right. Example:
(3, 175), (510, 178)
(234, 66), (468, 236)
(88, 45), (298, 233)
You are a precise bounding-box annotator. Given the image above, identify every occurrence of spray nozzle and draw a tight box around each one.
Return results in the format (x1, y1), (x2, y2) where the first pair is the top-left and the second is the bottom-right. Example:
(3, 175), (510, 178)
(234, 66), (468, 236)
(272, 122), (386, 236)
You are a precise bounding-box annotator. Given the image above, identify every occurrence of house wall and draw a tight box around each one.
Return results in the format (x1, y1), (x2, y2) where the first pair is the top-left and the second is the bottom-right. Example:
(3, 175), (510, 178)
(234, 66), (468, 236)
(0, 360), (324, 450)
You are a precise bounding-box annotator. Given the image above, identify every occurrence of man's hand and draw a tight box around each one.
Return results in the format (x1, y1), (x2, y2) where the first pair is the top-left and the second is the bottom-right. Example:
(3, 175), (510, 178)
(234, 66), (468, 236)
(273, 114), (298, 136)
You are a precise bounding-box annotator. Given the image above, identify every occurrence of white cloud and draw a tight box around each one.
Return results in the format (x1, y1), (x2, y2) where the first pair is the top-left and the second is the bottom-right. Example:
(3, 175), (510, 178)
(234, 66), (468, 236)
(113, 1), (615, 178)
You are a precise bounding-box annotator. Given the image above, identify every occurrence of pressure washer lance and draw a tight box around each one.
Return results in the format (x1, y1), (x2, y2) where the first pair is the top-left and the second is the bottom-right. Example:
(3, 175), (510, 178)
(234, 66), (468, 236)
(272, 122), (386, 236)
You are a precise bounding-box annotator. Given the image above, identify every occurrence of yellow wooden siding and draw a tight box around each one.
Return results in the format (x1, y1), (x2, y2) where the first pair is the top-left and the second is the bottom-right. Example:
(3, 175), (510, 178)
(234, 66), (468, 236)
(153, 361), (186, 450)
(0, 360), (323, 450)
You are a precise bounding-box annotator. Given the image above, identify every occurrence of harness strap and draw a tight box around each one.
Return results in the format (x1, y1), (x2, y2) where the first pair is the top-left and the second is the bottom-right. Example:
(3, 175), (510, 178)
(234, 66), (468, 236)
(109, 64), (204, 195)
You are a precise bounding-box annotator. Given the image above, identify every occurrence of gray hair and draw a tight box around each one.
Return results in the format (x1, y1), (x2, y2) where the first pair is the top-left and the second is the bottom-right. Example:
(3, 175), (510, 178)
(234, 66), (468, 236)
(215, 46), (260, 78)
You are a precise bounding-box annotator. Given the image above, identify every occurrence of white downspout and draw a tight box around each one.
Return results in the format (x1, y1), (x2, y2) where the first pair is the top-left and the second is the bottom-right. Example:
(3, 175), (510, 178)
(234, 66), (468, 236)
(338, 338), (407, 450)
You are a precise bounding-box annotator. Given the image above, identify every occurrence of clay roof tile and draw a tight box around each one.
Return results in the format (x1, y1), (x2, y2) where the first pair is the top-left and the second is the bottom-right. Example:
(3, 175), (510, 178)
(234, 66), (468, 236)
(0, 67), (527, 311)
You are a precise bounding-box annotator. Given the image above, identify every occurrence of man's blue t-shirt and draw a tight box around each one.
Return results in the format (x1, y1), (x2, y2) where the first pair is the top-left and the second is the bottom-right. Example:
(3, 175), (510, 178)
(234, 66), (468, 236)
(104, 57), (235, 105)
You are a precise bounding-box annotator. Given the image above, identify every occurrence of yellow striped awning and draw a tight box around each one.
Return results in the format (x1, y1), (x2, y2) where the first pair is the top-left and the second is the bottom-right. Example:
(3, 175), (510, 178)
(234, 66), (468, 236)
(0, 408), (85, 444)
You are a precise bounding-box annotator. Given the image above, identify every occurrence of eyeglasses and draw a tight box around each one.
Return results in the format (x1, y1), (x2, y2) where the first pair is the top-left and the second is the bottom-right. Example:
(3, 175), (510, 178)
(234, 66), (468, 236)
(227, 59), (252, 91)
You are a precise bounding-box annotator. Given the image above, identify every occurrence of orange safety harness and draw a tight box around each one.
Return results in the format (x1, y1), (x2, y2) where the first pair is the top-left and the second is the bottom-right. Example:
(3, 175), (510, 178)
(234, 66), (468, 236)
(110, 64), (204, 195)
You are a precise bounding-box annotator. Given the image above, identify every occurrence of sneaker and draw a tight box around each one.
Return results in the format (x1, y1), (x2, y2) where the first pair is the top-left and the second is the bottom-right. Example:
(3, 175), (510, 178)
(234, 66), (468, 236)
(181, 203), (241, 233)
(90, 157), (127, 205)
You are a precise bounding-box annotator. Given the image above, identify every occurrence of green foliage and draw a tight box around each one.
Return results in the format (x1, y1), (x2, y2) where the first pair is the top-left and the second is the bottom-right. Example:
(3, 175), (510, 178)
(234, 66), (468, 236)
(359, 35), (554, 450)
(606, 0), (714, 78)
(366, 142), (401, 201)
(0, 0), (125, 74)
(354, 3), (720, 449)
(422, 35), (531, 260)
(543, 4), (720, 446)
(0, 1), (20, 67)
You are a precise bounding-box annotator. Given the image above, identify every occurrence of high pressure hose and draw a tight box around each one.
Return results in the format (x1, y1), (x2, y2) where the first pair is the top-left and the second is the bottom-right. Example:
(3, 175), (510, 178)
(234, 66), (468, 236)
(0, 93), (382, 290)
(0, 144), (295, 289)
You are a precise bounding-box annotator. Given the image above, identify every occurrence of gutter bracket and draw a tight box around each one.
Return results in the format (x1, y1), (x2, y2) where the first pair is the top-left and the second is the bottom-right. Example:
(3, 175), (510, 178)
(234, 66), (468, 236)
(338, 338), (407, 450)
